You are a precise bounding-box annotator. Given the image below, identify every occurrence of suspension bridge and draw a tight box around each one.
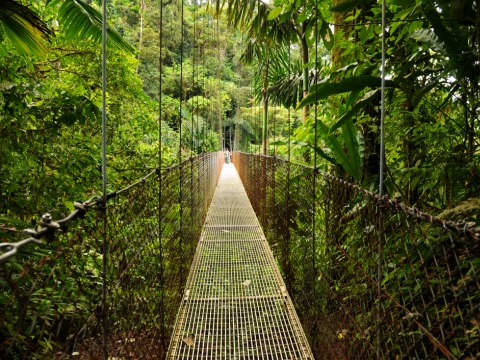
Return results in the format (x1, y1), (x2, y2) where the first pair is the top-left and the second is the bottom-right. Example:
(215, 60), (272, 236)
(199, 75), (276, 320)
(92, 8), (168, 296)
(1, 0), (479, 357)
(0, 151), (479, 359)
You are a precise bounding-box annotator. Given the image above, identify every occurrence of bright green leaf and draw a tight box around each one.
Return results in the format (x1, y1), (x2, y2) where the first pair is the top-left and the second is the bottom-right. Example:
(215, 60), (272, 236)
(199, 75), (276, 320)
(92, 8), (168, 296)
(329, 89), (378, 134)
(297, 76), (398, 109)
(267, 7), (283, 21)
(59, 0), (135, 53)
(0, 0), (53, 55)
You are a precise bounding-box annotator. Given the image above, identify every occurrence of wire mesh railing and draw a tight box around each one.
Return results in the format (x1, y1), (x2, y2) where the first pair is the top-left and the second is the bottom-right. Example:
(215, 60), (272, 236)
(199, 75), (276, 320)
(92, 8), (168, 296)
(0, 151), (224, 359)
(233, 151), (480, 360)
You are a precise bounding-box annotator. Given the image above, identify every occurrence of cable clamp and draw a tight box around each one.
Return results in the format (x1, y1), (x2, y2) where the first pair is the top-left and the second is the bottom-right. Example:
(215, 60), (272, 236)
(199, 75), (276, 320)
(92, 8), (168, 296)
(0, 238), (43, 264)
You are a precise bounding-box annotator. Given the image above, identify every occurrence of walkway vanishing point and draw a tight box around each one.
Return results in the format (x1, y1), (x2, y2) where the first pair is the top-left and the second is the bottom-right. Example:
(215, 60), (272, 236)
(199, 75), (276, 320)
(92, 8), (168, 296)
(167, 163), (314, 359)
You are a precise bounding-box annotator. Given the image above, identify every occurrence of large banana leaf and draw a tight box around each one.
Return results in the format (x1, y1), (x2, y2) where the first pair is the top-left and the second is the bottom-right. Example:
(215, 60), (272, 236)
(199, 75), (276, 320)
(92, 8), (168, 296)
(0, 0), (53, 55)
(58, 0), (134, 53)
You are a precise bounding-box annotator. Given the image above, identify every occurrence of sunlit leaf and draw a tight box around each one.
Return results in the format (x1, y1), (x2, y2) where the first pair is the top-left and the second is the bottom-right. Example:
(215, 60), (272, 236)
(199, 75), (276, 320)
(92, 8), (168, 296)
(267, 7), (282, 21)
(0, 0), (53, 55)
(297, 76), (398, 109)
(409, 29), (446, 55)
(59, 0), (135, 53)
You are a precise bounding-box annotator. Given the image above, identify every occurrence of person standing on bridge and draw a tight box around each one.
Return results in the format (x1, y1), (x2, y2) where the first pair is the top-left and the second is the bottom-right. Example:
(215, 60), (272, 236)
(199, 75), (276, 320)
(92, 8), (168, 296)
(225, 149), (231, 164)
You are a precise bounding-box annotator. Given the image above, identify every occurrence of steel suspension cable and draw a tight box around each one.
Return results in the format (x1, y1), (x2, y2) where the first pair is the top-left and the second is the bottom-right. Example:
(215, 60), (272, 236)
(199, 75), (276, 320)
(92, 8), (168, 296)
(215, 16), (222, 151)
(202, 9), (206, 152)
(192, 0), (196, 157)
(101, 0), (108, 357)
(179, 0), (185, 287)
(207, 12), (213, 152)
(377, 0), (387, 358)
(311, 0), (319, 348)
(257, 0), (261, 156)
(256, 66), (261, 155)
(190, 0), (196, 261)
(287, 37), (291, 164)
(158, 0), (165, 348)
(250, 69), (254, 153)
(194, 0), (199, 154)
(286, 38), (291, 285)
(179, 1), (184, 164)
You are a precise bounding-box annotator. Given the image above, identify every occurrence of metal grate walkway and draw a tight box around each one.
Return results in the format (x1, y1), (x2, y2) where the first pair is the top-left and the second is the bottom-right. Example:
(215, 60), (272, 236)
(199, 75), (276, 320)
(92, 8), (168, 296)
(167, 164), (313, 359)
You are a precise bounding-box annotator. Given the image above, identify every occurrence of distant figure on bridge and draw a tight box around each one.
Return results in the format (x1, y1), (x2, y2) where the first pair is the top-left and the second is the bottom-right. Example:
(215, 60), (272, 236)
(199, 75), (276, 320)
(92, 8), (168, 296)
(225, 149), (231, 164)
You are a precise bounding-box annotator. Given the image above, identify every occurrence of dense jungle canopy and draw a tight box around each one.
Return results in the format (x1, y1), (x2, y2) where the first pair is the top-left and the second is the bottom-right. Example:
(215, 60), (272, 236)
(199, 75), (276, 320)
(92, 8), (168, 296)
(0, 0), (479, 228)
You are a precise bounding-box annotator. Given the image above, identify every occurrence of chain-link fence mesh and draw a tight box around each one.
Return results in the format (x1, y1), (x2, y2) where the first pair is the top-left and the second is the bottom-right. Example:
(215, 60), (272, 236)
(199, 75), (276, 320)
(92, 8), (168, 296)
(233, 151), (480, 360)
(0, 152), (224, 359)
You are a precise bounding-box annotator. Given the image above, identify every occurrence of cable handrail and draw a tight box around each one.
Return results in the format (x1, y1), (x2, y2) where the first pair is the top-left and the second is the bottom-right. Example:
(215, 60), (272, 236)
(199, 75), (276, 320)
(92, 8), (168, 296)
(0, 153), (220, 264)
(234, 151), (480, 241)
(232, 151), (480, 359)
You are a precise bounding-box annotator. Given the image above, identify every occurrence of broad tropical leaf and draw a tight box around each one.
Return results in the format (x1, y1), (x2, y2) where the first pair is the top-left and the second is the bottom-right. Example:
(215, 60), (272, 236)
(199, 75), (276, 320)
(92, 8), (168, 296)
(297, 75), (398, 109)
(0, 0), (53, 55)
(320, 21), (334, 51)
(59, 0), (135, 52)
(312, 144), (337, 164)
(329, 89), (378, 134)
(0, 216), (30, 228)
(411, 81), (438, 108)
(409, 29), (446, 55)
(341, 119), (361, 180)
(316, 119), (360, 179)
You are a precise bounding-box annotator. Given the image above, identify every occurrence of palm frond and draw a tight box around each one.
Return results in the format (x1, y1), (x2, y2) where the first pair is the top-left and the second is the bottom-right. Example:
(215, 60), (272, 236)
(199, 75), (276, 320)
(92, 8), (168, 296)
(216, 0), (260, 29)
(58, 0), (134, 53)
(0, 0), (53, 55)
(268, 64), (322, 108)
(235, 117), (254, 135)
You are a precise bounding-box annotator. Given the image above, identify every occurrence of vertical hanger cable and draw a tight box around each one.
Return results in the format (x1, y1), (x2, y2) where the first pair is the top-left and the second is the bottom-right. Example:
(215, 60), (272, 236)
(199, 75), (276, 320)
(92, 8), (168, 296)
(158, 0), (165, 349)
(101, 0), (108, 357)
(377, 0), (387, 358)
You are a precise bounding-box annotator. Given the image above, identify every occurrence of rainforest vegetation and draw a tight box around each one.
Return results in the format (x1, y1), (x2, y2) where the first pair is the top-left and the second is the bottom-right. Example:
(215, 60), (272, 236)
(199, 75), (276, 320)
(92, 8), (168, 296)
(1, 0), (479, 227)
(1, 1), (479, 358)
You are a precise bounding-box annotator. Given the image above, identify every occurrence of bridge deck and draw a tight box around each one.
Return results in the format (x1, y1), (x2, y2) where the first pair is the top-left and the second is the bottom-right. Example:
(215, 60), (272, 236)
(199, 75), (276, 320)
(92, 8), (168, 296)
(167, 164), (313, 359)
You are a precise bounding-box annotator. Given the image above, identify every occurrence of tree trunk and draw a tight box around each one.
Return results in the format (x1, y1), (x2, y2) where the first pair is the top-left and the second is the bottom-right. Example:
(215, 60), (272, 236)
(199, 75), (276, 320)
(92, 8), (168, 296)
(136, 0), (145, 74)
(332, 0), (348, 69)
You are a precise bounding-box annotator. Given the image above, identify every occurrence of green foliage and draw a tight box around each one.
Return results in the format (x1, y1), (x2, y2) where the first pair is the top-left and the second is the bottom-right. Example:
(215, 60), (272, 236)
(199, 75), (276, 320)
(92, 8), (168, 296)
(0, 0), (53, 55)
(297, 75), (398, 109)
(314, 118), (361, 180)
(58, 0), (135, 52)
